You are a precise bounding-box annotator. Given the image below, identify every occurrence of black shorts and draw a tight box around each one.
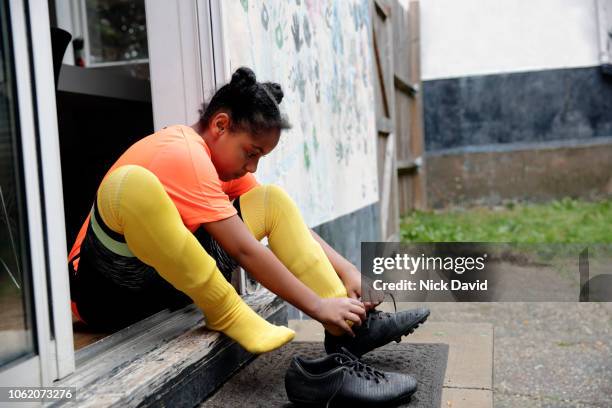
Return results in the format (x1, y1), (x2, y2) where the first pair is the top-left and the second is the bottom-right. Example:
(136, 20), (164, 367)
(69, 198), (242, 331)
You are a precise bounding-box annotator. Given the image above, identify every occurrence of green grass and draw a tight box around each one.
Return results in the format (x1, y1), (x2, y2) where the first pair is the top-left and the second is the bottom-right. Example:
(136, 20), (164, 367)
(400, 197), (612, 244)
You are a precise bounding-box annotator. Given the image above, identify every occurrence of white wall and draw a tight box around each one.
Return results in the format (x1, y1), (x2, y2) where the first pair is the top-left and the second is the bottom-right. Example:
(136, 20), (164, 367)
(420, 0), (600, 80)
(221, 0), (378, 227)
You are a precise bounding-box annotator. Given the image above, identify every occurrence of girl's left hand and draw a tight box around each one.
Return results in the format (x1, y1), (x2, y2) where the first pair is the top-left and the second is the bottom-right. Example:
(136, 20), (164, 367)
(340, 266), (382, 311)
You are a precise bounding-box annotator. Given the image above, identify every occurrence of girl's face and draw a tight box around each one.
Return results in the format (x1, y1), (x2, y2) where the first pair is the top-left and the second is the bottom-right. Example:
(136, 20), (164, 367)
(208, 114), (280, 181)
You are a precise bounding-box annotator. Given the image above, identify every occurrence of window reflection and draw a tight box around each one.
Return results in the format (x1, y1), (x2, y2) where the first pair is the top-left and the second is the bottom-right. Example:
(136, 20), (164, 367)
(0, 1), (35, 366)
(84, 0), (148, 66)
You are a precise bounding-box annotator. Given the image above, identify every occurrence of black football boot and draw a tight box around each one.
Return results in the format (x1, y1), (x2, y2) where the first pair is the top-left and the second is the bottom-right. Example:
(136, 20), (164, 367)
(324, 307), (430, 357)
(285, 348), (417, 407)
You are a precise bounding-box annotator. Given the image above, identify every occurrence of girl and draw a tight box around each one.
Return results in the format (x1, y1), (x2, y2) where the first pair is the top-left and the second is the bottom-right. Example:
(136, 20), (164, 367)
(68, 67), (374, 354)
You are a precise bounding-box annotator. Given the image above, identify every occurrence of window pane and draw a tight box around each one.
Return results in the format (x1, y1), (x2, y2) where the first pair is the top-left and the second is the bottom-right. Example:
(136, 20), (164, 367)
(85, 0), (148, 64)
(0, 1), (35, 366)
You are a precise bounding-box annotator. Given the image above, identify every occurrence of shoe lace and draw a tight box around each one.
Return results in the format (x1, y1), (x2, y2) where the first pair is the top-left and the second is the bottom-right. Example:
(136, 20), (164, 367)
(325, 348), (387, 408)
(335, 347), (387, 383)
(364, 292), (398, 330)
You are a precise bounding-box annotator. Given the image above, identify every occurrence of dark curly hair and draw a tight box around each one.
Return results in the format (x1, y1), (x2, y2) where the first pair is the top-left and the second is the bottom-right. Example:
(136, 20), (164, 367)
(199, 67), (291, 137)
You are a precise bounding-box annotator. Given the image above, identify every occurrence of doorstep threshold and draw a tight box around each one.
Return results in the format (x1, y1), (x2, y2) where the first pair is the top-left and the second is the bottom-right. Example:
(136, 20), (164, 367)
(74, 305), (200, 367)
(51, 289), (287, 407)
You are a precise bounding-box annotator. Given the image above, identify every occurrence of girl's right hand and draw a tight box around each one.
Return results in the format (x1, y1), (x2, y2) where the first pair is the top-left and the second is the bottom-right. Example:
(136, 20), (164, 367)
(312, 297), (366, 337)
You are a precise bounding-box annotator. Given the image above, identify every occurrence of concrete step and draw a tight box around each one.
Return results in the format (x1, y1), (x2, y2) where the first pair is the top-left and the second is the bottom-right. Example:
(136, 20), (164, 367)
(52, 289), (287, 407)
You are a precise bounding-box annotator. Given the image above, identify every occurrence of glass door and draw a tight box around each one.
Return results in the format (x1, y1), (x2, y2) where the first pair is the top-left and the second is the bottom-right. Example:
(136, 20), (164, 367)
(0, 0), (56, 386)
(0, 0), (35, 368)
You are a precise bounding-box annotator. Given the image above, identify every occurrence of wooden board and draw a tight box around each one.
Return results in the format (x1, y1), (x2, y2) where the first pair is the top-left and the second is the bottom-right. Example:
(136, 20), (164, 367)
(55, 289), (287, 408)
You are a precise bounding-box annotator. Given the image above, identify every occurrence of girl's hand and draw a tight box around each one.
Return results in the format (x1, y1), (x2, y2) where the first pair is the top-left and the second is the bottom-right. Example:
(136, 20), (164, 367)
(312, 297), (366, 337)
(339, 266), (383, 311)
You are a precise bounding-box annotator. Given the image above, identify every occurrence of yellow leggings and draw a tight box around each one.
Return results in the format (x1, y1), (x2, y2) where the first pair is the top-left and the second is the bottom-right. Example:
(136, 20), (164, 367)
(97, 165), (347, 353)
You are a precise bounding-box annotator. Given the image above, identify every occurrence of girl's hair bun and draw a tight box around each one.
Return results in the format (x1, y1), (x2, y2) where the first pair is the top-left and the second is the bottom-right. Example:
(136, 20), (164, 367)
(200, 66), (292, 135)
(262, 82), (284, 104)
(230, 67), (257, 89)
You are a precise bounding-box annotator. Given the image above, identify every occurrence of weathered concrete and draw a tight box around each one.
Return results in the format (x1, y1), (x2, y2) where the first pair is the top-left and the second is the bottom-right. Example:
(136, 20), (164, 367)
(440, 388), (492, 408)
(400, 322), (493, 391)
(394, 301), (612, 408)
(425, 139), (612, 208)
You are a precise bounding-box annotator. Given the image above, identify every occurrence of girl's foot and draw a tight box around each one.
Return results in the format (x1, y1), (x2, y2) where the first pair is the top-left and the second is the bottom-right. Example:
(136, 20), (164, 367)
(207, 299), (295, 354)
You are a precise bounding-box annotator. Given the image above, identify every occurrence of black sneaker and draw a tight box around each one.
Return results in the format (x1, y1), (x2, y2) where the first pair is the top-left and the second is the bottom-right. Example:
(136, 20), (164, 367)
(324, 307), (430, 357)
(285, 348), (417, 407)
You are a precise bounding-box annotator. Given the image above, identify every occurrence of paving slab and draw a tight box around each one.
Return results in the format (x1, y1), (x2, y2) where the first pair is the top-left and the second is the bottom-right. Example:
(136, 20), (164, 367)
(440, 388), (493, 408)
(390, 301), (612, 407)
(401, 322), (493, 390)
(288, 319), (325, 342)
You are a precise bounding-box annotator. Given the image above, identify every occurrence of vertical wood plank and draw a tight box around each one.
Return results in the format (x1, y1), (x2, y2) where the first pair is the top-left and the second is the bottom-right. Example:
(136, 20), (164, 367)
(391, 0), (414, 217)
(409, 0), (427, 210)
(372, 0), (399, 240)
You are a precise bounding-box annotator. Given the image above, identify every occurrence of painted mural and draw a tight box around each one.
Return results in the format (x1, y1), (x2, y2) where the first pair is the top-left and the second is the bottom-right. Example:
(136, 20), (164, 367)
(222, 0), (378, 226)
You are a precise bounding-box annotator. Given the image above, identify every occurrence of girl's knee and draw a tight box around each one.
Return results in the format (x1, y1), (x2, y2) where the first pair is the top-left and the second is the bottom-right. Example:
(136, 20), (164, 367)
(242, 184), (299, 216)
(101, 165), (154, 189)
(264, 184), (298, 212)
(239, 184), (302, 238)
(99, 164), (175, 230)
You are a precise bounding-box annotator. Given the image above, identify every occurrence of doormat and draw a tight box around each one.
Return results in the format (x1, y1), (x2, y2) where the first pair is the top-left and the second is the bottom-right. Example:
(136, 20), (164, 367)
(202, 341), (449, 407)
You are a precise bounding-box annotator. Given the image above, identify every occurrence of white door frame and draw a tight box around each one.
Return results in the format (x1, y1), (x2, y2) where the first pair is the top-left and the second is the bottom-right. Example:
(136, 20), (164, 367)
(27, 0), (75, 380)
(145, 0), (230, 130)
